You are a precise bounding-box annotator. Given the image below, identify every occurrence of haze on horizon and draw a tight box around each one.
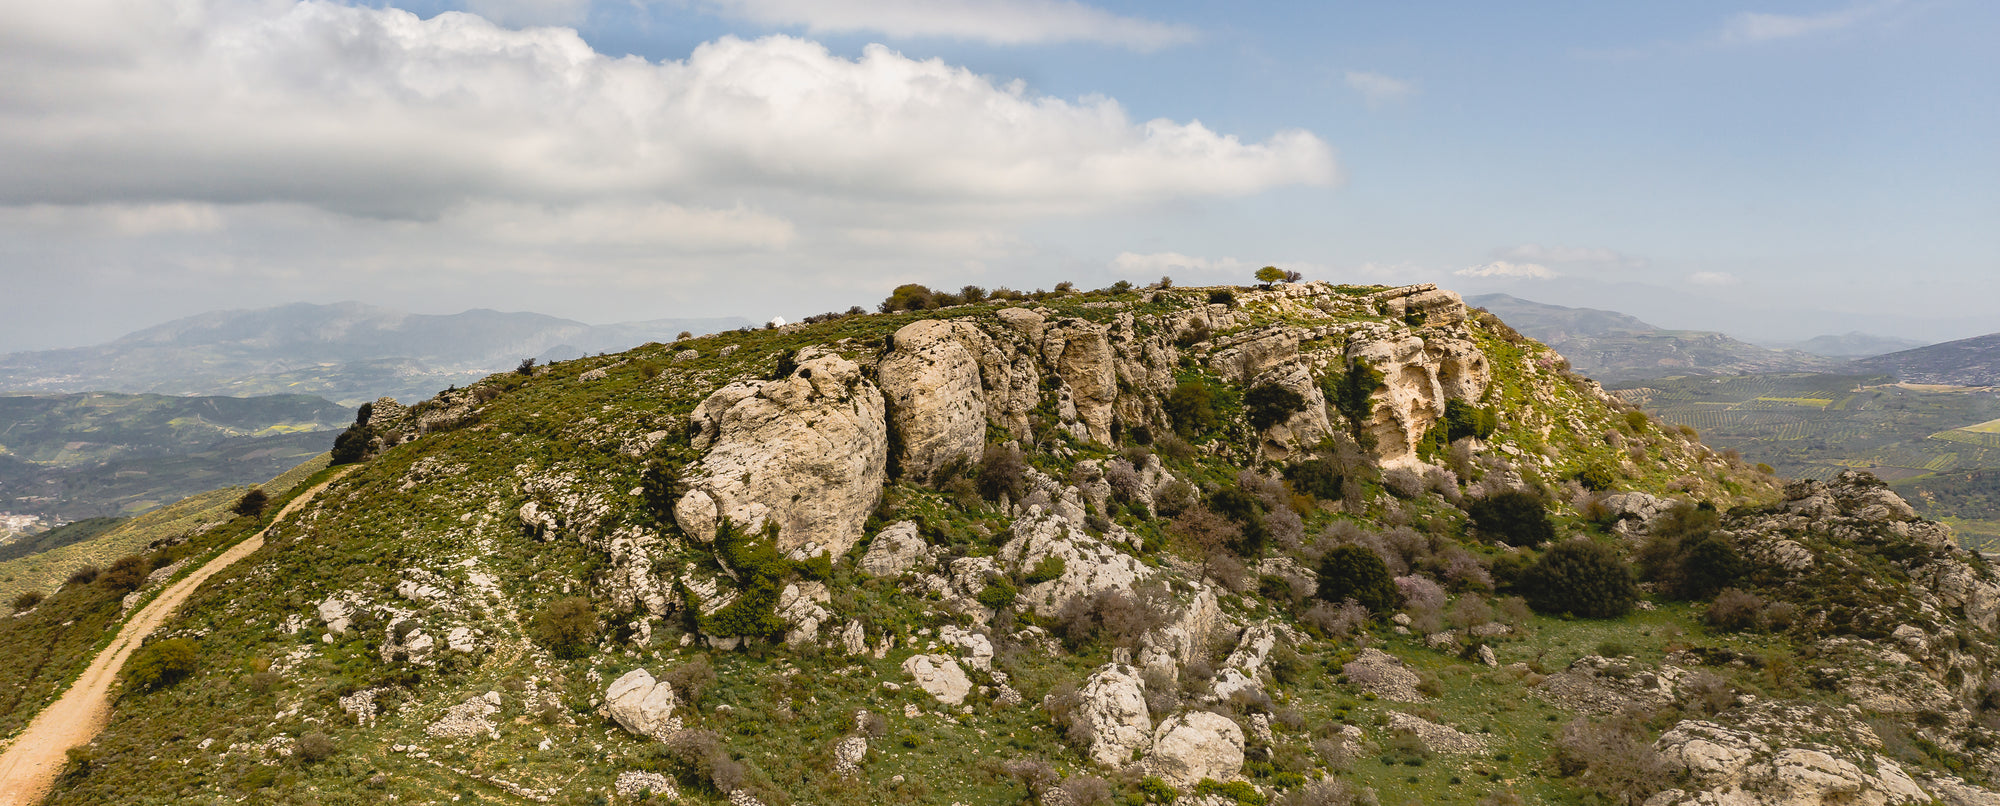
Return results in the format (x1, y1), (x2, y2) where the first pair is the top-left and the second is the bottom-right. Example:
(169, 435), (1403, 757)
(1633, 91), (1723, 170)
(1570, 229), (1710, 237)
(1, 0), (1994, 352)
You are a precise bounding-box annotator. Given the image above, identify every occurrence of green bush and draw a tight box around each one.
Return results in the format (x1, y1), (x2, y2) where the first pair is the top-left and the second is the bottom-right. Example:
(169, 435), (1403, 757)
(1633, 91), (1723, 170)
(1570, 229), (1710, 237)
(1443, 398), (1498, 442)
(123, 637), (199, 691)
(1283, 458), (1343, 501)
(1324, 360), (1383, 439)
(1138, 776), (1180, 803)
(977, 578), (1019, 609)
(98, 555), (149, 594)
(1245, 383), (1306, 431)
(1165, 381), (1222, 439)
(330, 402), (373, 465)
(1466, 490), (1555, 547)
(1025, 556), (1067, 585)
(879, 284), (935, 313)
(1208, 487), (1269, 558)
(1194, 778), (1266, 806)
(1523, 541), (1637, 619)
(1574, 464), (1617, 492)
(977, 444), (1028, 502)
(1316, 545), (1398, 615)
(531, 596), (599, 657)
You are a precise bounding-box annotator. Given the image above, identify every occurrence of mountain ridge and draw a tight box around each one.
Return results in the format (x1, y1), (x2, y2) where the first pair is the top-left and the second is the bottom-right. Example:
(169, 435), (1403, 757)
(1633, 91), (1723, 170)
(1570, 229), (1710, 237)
(1466, 293), (1838, 383)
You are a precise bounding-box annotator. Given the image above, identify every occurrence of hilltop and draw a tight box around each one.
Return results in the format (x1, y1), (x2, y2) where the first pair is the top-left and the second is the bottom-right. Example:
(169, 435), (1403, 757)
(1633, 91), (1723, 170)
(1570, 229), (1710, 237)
(0, 302), (751, 406)
(10, 281), (2000, 806)
(1851, 332), (2000, 387)
(1466, 294), (1836, 384)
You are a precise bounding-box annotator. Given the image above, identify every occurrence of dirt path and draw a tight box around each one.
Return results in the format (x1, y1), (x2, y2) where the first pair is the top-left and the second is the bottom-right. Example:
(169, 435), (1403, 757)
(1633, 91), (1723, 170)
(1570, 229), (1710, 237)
(0, 469), (352, 806)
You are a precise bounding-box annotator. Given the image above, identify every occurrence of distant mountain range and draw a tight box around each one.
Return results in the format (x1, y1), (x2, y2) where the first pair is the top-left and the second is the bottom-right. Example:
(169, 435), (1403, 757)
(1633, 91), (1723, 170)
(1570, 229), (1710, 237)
(1851, 333), (2000, 387)
(1466, 294), (1844, 384)
(1765, 332), (1930, 360)
(0, 302), (751, 405)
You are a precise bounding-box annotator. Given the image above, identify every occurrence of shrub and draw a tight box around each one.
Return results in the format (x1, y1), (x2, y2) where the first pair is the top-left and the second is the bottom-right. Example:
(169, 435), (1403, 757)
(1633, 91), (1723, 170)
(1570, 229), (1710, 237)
(1522, 541), (1637, 619)
(1284, 458), (1343, 501)
(1677, 533), (1747, 600)
(976, 444), (1028, 503)
(1706, 588), (1765, 631)
(1382, 467), (1426, 499)
(1195, 778), (1267, 806)
(1442, 398), (1498, 442)
(1303, 599), (1369, 638)
(531, 596), (598, 657)
(1550, 714), (1671, 803)
(11, 590), (44, 611)
(1025, 556), (1067, 585)
(297, 731), (337, 763)
(978, 578), (1019, 609)
(1058, 774), (1115, 806)
(1207, 290), (1236, 307)
(664, 656), (717, 704)
(1055, 588), (1168, 651)
(232, 488), (269, 518)
(879, 283), (935, 313)
(1208, 487), (1269, 557)
(65, 564), (100, 586)
(1466, 489), (1555, 547)
(1316, 545), (1398, 614)
(124, 637), (199, 691)
(1154, 479), (1198, 515)
(330, 402), (373, 465)
(1324, 361), (1383, 439)
(99, 555), (150, 594)
(1165, 381), (1222, 438)
(1245, 383), (1307, 431)
(1623, 410), (1651, 433)
(1574, 464), (1617, 492)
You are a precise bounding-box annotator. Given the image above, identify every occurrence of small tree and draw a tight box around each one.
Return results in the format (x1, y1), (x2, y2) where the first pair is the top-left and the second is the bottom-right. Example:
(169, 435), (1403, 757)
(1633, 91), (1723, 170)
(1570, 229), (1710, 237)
(99, 555), (150, 594)
(1523, 541), (1637, 619)
(1325, 360), (1383, 440)
(1245, 383), (1307, 431)
(11, 590), (44, 612)
(1316, 544), (1398, 615)
(124, 637), (199, 691)
(516, 357), (536, 376)
(1255, 266), (1288, 285)
(233, 489), (269, 518)
(1164, 381), (1221, 438)
(329, 402), (373, 465)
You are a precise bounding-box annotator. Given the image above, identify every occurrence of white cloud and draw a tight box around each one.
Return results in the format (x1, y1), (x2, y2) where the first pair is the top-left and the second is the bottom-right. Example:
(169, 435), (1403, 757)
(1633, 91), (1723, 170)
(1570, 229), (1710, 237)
(701, 0), (1197, 50)
(1455, 261), (1556, 280)
(441, 201), (796, 250)
(1343, 70), (1416, 107)
(1689, 271), (1740, 286)
(0, 1), (1332, 221)
(1495, 244), (1649, 272)
(1720, 1), (1899, 43)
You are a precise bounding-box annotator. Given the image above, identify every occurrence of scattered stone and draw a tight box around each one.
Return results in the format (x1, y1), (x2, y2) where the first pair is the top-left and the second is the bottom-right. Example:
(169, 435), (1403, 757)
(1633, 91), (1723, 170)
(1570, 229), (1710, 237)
(1342, 648), (1426, 702)
(614, 771), (676, 800)
(426, 692), (501, 740)
(1388, 712), (1486, 754)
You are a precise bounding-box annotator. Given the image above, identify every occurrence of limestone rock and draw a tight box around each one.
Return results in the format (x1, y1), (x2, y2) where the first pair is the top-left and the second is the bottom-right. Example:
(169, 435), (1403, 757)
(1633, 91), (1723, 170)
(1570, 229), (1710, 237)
(615, 771), (676, 800)
(605, 669), (679, 740)
(1076, 664), (1153, 767)
(861, 521), (930, 577)
(1342, 648), (1426, 702)
(427, 691), (501, 740)
(776, 582), (833, 646)
(1041, 318), (1118, 444)
(1388, 712), (1486, 754)
(1000, 511), (1152, 617)
(877, 320), (989, 479)
(902, 654), (973, 705)
(673, 350), (888, 556)
(938, 625), (994, 671)
(1137, 586), (1223, 682)
(1344, 323), (1490, 469)
(833, 736), (868, 776)
(317, 594), (359, 634)
(1145, 711), (1245, 788)
(1651, 720), (1930, 806)
(1536, 655), (1687, 714)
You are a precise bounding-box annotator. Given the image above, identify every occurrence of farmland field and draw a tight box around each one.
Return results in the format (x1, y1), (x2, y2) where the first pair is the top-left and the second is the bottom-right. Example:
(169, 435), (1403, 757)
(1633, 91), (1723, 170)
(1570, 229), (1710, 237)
(1615, 373), (2000, 544)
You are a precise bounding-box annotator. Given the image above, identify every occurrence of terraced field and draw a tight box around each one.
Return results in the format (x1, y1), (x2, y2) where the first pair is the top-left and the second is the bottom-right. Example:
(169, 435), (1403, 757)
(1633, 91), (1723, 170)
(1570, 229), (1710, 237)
(1615, 373), (2000, 542)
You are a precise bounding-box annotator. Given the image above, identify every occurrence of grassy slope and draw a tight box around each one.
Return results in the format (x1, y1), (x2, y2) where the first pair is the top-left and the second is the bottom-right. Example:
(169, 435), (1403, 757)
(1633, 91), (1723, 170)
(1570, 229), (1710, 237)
(0, 455), (331, 606)
(39, 286), (1785, 805)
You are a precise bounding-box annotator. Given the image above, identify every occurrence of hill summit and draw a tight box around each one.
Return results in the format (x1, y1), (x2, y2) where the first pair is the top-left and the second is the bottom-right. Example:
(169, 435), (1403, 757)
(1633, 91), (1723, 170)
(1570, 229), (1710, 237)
(13, 281), (2000, 806)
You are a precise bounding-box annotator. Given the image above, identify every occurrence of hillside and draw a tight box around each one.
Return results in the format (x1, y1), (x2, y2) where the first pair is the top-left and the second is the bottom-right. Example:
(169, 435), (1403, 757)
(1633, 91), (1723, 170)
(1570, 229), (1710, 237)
(0, 302), (751, 406)
(1772, 332), (1928, 360)
(1466, 294), (1836, 384)
(12, 282), (2000, 806)
(1851, 332), (2000, 387)
(0, 392), (349, 524)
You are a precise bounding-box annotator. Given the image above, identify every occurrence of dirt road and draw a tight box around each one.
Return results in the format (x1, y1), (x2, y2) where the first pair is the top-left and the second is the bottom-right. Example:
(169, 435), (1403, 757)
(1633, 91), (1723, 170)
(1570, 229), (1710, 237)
(0, 469), (351, 806)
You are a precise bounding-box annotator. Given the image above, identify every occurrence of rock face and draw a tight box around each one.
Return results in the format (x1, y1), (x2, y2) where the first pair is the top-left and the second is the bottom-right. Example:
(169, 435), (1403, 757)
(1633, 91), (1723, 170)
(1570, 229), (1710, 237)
(674, 350), (888, 556)
(605, 669), (679, 741)
(1077, 664), (1152, 767)
(877, 320), (989, 480)
(1346, 324), (1491, 469)
(1146, 711), (1245, 788)
(1041, 318), (1119, 444)
(902, 654), (973, 705)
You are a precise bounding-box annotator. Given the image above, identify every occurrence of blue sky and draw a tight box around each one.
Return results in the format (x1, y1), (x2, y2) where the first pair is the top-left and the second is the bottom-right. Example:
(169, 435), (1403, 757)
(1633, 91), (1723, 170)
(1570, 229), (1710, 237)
(0, 0), (1993, 349)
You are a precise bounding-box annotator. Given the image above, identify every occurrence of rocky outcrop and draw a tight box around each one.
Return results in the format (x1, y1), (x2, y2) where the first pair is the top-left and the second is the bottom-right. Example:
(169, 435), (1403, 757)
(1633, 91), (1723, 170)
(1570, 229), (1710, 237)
(877, 320), (989, 479)
(1041, 318), (1119, 444)
(1387, 712), (1486, 754)
(1077, 664), (1152, 767)
(1649, 721), (1930, 806)
(1000, 511), (1153, 617)
(1344, 312), (1490, 468)
(902, 654), (973, 705)
(1137, 586), (1224, 683)
(1342, 648), (1426, 702)
(605, 669), (679, 741)
(1145, 711), (1245, 788)
(1536, 655), (1688, 714)
(674, 350), (888, 556)
(860, 521), (931, 577)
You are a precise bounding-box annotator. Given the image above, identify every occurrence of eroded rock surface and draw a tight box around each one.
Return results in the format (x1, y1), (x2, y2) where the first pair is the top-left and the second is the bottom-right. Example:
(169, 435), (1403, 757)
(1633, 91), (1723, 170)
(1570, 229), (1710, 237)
(1145, 711), (1245, 788)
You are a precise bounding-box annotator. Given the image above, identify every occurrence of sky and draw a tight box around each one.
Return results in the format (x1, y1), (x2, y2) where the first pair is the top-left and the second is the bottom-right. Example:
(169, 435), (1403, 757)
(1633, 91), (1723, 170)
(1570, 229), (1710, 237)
(1, 0), (1995, 350)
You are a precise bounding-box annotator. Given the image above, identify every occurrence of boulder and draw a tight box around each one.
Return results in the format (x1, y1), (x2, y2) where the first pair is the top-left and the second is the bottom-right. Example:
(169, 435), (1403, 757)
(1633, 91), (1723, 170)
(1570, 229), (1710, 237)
(860, 521), (929, 577)
(902, 654), (973, 705)
(605, 669), (679, 740)
(1651, 720), (1930, 806)
(877, 320), (989, 479)
(673, 350), (888, 556)
(1076, 664), (1153, 767)
(1145, 711), (1245, 788)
